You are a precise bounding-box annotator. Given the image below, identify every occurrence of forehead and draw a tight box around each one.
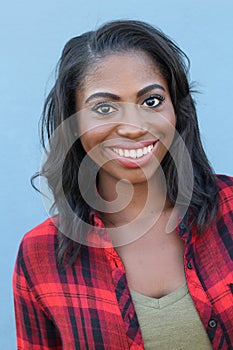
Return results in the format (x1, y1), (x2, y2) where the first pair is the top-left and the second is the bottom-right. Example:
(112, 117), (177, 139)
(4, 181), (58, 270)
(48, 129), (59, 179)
(81, 51), (166, 91)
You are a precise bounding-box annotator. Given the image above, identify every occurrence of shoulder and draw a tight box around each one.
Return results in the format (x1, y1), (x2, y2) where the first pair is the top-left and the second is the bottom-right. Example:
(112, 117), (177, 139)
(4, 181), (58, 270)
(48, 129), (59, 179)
(216, 174), (233, 207)
(19, 216), (58, 250)
(216, 174), (233, 193)
(15, 217), (59, 274)
(214, 175), (233, 244)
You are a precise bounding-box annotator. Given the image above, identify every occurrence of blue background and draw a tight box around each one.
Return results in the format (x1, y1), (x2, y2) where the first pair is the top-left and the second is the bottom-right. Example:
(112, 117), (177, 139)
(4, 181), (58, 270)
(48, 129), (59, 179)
(1, 0), (232, 348)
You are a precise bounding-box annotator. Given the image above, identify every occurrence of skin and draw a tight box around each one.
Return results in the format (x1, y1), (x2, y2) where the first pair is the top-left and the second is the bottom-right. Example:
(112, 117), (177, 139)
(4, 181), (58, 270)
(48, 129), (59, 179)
(75, 51), (185, 298)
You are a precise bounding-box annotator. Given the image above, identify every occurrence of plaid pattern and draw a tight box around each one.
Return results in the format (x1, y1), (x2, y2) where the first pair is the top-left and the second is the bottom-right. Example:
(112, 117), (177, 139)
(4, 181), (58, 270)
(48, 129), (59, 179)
(13, 174), (233, 349)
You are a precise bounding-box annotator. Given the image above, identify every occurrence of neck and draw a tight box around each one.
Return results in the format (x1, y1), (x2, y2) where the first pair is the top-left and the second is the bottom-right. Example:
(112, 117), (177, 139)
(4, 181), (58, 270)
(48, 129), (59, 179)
(97, 169), (171, 228)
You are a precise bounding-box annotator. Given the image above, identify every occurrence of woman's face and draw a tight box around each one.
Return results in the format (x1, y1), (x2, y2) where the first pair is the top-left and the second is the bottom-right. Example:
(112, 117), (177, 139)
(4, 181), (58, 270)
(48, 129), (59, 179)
(75, 51), (176, 184)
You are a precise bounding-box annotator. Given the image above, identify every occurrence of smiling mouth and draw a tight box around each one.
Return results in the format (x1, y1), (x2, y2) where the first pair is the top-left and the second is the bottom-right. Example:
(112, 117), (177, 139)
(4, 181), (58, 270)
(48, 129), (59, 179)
(111, 143), (156, 159)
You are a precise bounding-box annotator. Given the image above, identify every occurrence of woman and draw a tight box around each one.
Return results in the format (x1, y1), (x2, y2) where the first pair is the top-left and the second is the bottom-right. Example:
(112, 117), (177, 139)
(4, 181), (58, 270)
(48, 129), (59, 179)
(13, 20), (233, 349)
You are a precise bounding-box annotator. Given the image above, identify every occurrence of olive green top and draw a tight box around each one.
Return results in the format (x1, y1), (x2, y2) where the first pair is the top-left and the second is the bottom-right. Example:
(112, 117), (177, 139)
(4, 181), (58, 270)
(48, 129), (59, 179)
(130, 283), (212, 350)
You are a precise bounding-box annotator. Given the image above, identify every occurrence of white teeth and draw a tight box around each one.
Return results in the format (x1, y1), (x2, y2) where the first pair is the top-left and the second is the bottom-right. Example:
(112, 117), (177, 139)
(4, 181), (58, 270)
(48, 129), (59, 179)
(112, 143), (155, 159)
(148, 145), (153, 152)
(124, 149), (130, 157)
(129, 150), (137, 158)
(136, 149), (143, 158)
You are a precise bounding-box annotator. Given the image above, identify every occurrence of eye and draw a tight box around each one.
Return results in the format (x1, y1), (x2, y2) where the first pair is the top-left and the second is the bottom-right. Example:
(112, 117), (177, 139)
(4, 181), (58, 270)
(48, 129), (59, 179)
(142, 95), (165, 109)
(92, 102), (117, 115)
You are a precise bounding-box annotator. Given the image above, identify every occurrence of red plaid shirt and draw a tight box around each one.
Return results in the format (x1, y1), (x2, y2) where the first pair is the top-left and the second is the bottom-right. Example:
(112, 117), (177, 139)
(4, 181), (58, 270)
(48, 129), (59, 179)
(13, 174), (233, 349)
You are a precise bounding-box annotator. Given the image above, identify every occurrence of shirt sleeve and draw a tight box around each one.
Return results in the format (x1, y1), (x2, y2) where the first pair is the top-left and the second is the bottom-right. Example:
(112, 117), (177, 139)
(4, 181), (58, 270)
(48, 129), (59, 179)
(13, 243), (62, 350)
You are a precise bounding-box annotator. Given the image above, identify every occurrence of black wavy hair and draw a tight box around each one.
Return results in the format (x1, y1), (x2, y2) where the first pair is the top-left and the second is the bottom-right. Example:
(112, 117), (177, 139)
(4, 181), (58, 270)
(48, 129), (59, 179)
(33, 20), (218, 264)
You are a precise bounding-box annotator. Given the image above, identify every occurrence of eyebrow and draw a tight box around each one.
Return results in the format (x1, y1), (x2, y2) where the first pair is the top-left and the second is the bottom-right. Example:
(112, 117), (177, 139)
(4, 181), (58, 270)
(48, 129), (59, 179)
(85, 92), (120, 104)
(137, 84), (165, 97)
(85, 83), (165, 104)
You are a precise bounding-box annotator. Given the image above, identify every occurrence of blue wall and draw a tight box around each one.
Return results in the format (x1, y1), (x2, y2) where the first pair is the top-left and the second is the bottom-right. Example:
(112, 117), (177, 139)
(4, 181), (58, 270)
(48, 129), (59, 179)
(1, 0), (232, 348)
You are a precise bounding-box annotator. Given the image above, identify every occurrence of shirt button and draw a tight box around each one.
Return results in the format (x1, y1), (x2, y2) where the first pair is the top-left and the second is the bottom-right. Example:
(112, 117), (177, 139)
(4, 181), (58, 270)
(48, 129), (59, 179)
(179, 222), (186, 230)
(208, 319), (217, 328)
(187, 262), (193, 269)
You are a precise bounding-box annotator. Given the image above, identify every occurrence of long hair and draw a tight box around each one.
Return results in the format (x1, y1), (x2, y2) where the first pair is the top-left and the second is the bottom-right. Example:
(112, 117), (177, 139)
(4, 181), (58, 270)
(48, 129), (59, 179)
(32, 20), (218, 264)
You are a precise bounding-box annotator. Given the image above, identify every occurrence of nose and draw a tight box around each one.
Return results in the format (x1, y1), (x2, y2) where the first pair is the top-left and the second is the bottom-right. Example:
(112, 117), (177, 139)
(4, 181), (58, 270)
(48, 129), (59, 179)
(116, 124), (147, 139)
(116, 105), (147, 139)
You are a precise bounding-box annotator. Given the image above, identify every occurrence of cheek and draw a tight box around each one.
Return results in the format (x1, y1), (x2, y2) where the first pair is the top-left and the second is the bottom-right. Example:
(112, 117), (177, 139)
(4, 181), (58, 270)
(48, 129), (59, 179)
(166, 103), (176, 125)
(79, 125), (111, 157)
(153, 109), (176, 137)
(163, 104), (176, 133)
(80, 132), (96, 153)
(80, 133), (101, 169)
(151, 108), (176, 152)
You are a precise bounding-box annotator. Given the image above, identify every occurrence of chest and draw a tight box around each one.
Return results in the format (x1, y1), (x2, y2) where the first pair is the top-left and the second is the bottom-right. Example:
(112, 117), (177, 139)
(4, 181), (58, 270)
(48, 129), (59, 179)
(130, 284), (213, 350)
(37, 234), (233, 349)
(116, 226), (185, 298)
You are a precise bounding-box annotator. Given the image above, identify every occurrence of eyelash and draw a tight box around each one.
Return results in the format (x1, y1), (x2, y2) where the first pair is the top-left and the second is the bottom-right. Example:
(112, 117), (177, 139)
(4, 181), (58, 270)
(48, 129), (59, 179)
(141, 94), (165, 108)
(91, 94), (165, 116)
(92, 102), (117, 115)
